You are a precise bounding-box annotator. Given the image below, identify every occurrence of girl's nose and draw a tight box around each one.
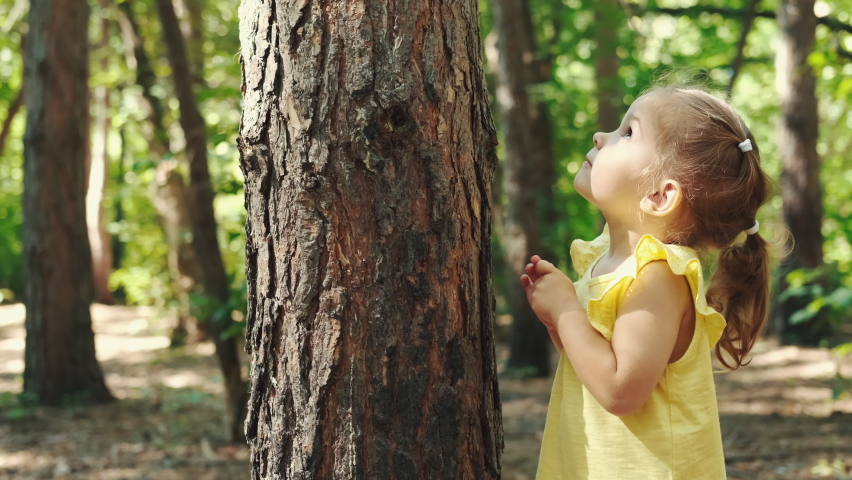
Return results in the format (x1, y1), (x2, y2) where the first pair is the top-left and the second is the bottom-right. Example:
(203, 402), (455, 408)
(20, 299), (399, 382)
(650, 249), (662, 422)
(592, 132), (606, 149)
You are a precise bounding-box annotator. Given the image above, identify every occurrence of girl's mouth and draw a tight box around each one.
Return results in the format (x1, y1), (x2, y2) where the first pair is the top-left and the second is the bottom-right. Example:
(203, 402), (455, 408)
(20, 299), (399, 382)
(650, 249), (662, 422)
(584, 158), (592, 168)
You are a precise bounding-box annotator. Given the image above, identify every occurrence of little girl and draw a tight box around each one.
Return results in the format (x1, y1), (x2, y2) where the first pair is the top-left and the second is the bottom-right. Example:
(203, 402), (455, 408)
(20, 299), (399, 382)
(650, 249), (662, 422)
(521, 86), (772, 479)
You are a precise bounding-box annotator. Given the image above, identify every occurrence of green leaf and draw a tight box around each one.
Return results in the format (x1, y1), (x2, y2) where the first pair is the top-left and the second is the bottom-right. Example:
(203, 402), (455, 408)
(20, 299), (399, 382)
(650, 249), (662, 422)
(789, 307), (818, 325)
(220, 321), (245, 341)
(213, 304), (231, 324)
(785, 268), (809, 289)
(833, 342), (852, 357)
(830, 375), (852, 401)
(825, 287), (852, 310)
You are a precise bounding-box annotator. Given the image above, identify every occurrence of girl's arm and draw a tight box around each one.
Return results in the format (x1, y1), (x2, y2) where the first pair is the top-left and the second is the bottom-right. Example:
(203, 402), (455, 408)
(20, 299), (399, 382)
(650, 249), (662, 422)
(524, 259), (691, 416)
(544, 323), (563, 352)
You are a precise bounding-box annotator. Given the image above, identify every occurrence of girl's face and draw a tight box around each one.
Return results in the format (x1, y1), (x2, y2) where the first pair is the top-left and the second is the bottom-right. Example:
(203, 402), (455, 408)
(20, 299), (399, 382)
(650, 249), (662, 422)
(574, 94), (661, 221)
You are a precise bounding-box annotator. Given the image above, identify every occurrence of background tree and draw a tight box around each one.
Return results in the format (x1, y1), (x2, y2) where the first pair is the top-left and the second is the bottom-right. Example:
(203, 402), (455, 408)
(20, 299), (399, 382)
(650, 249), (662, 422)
(594, 0), (624, 133)
(155, 0), (247, 442)
(493, 0), (558, 377)
(774, 0), (826, 343)
(21, 0), (112, 405)
(87, 0), (116, 305)
(238, 0), (503, 476)
(116, 0), (206, 343)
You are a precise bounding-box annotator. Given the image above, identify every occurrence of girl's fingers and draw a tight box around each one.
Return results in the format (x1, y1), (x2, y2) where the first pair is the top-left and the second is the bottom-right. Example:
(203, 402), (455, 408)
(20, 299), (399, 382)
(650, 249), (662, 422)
(520, 275), (534, 297)
(525, 263), (538, 282)
(534, 259), (557, 275)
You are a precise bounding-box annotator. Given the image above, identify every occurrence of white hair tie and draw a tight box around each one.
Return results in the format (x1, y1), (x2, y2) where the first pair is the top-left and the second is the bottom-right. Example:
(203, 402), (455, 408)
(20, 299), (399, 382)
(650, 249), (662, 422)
(745, 220), (759, 235)
(738, 139), (753, 152)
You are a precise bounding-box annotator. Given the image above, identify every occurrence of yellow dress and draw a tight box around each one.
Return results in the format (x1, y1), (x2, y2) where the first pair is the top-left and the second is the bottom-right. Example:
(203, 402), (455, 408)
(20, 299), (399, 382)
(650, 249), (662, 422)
(536, 227), (728, 479)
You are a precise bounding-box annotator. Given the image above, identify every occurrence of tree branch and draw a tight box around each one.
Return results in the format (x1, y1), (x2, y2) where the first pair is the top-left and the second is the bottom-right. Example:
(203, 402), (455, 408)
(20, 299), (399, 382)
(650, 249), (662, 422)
(115, 0), (170, 156)
(0, 87), (23, 158)
(641, 4), (852, 35)
(727, 0), (760, 95)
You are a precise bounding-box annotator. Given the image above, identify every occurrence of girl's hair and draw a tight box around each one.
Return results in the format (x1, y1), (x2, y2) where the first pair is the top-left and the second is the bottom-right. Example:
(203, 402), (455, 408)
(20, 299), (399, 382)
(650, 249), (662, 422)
(639, 86), (773, 370)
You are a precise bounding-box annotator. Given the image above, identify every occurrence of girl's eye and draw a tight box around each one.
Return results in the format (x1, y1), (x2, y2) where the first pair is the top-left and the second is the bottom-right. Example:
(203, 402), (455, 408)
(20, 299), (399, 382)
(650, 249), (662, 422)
(621, 127), (633, 139)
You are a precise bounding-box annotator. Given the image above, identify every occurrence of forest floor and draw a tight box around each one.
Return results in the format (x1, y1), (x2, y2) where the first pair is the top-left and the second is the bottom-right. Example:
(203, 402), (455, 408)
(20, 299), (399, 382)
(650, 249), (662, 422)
(1, 304), (851, 480)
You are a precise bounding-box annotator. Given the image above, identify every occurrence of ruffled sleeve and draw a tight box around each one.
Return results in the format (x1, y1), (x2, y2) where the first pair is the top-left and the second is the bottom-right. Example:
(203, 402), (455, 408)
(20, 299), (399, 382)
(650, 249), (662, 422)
(583, 234), (727, 349)
(570, 224), (610, 278)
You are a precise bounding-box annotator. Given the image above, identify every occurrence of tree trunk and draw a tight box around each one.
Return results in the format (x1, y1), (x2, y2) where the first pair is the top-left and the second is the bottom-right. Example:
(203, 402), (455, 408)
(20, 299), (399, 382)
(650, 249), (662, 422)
(238, 0), (503, 477)
(774, 0), (825, 342)
(87, 3), (115, 305)
(112, 124), (127, 275)
(155, 0), (247, 442)
(594, 0), (623, 133)
(174, 0), (204, 85)
(117, 0), (207, 341)
(152, 161), (207, 343)
(594, 0), (623, 232)
(22, 0), (113, 405)
(493, 0), (555, 377)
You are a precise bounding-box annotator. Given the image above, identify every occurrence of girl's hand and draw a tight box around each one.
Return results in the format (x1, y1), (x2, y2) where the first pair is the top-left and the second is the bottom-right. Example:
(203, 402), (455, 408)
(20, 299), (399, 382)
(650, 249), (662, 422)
(520, 255), (582, 333)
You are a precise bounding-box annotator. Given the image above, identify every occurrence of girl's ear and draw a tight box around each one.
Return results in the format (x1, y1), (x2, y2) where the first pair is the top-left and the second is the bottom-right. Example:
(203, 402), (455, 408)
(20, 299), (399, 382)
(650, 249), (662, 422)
(639, 179), (682, 216)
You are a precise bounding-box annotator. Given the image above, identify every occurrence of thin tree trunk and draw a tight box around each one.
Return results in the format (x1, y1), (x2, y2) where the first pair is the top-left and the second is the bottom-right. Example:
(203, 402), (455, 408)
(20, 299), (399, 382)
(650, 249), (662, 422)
(594, 0), (624, 232)
(493, 0), (554, 377)
(87, 1), (115, 305)
(155, 0), (247, 442)
(595, 0), (623, 133)
(112, 124), (127, 273)
(116, 1), (170, 152)
(174, 0), (204, 85)
(0, 87), (23, 158)
(22, 0), (113, 405)
(116, 0), (206, 341)
(774, 0), (825, 342)
(238, 0), (503, 477)
(728, 0), (760, 95)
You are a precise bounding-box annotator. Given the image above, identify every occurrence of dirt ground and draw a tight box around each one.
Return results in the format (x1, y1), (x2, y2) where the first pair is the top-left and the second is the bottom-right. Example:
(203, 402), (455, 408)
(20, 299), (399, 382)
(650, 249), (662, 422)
(1, 304), (851, 480)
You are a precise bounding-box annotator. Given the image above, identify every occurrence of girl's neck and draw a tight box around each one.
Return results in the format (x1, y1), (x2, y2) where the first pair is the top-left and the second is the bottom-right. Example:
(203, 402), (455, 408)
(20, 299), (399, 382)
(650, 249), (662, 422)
(602, 216), (668, 263)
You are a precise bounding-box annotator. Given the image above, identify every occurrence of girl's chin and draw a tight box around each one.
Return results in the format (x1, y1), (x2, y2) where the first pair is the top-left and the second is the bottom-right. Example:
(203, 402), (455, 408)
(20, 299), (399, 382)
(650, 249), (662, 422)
(573, 177), (592, 200)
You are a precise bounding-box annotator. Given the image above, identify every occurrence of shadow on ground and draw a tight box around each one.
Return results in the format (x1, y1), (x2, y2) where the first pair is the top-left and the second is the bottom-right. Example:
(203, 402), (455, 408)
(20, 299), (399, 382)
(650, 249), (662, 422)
(1, 304), (851, 479)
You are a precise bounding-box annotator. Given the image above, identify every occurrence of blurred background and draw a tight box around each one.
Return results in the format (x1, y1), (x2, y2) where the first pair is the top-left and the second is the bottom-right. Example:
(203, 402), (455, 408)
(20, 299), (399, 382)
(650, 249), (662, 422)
(0, 0), (851, 478)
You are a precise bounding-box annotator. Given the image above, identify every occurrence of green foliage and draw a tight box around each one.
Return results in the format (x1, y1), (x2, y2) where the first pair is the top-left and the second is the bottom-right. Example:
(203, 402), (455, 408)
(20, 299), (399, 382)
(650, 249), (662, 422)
(0, 391), (38, 421)
(189, 277), (247, 341)
(780, 266), (852, 329)
(0, 1), (25, 297)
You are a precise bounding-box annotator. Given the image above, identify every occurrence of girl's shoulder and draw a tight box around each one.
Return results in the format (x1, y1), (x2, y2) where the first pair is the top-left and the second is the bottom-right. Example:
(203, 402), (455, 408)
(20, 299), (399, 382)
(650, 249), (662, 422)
(569, 224), (611, 278)
(574, 229), (727, 349)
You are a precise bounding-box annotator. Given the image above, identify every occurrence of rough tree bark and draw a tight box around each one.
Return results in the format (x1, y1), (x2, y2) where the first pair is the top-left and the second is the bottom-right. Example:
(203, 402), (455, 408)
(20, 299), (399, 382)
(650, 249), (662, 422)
(774, 0), (825, 342)
(87, 0), (115, 305)
(238, 0), (503, 477)
(155, 0), (247, 442)
(22, 0), (113, 405)
(493, 0), (555, 377)
(116, 0), (206, 342)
